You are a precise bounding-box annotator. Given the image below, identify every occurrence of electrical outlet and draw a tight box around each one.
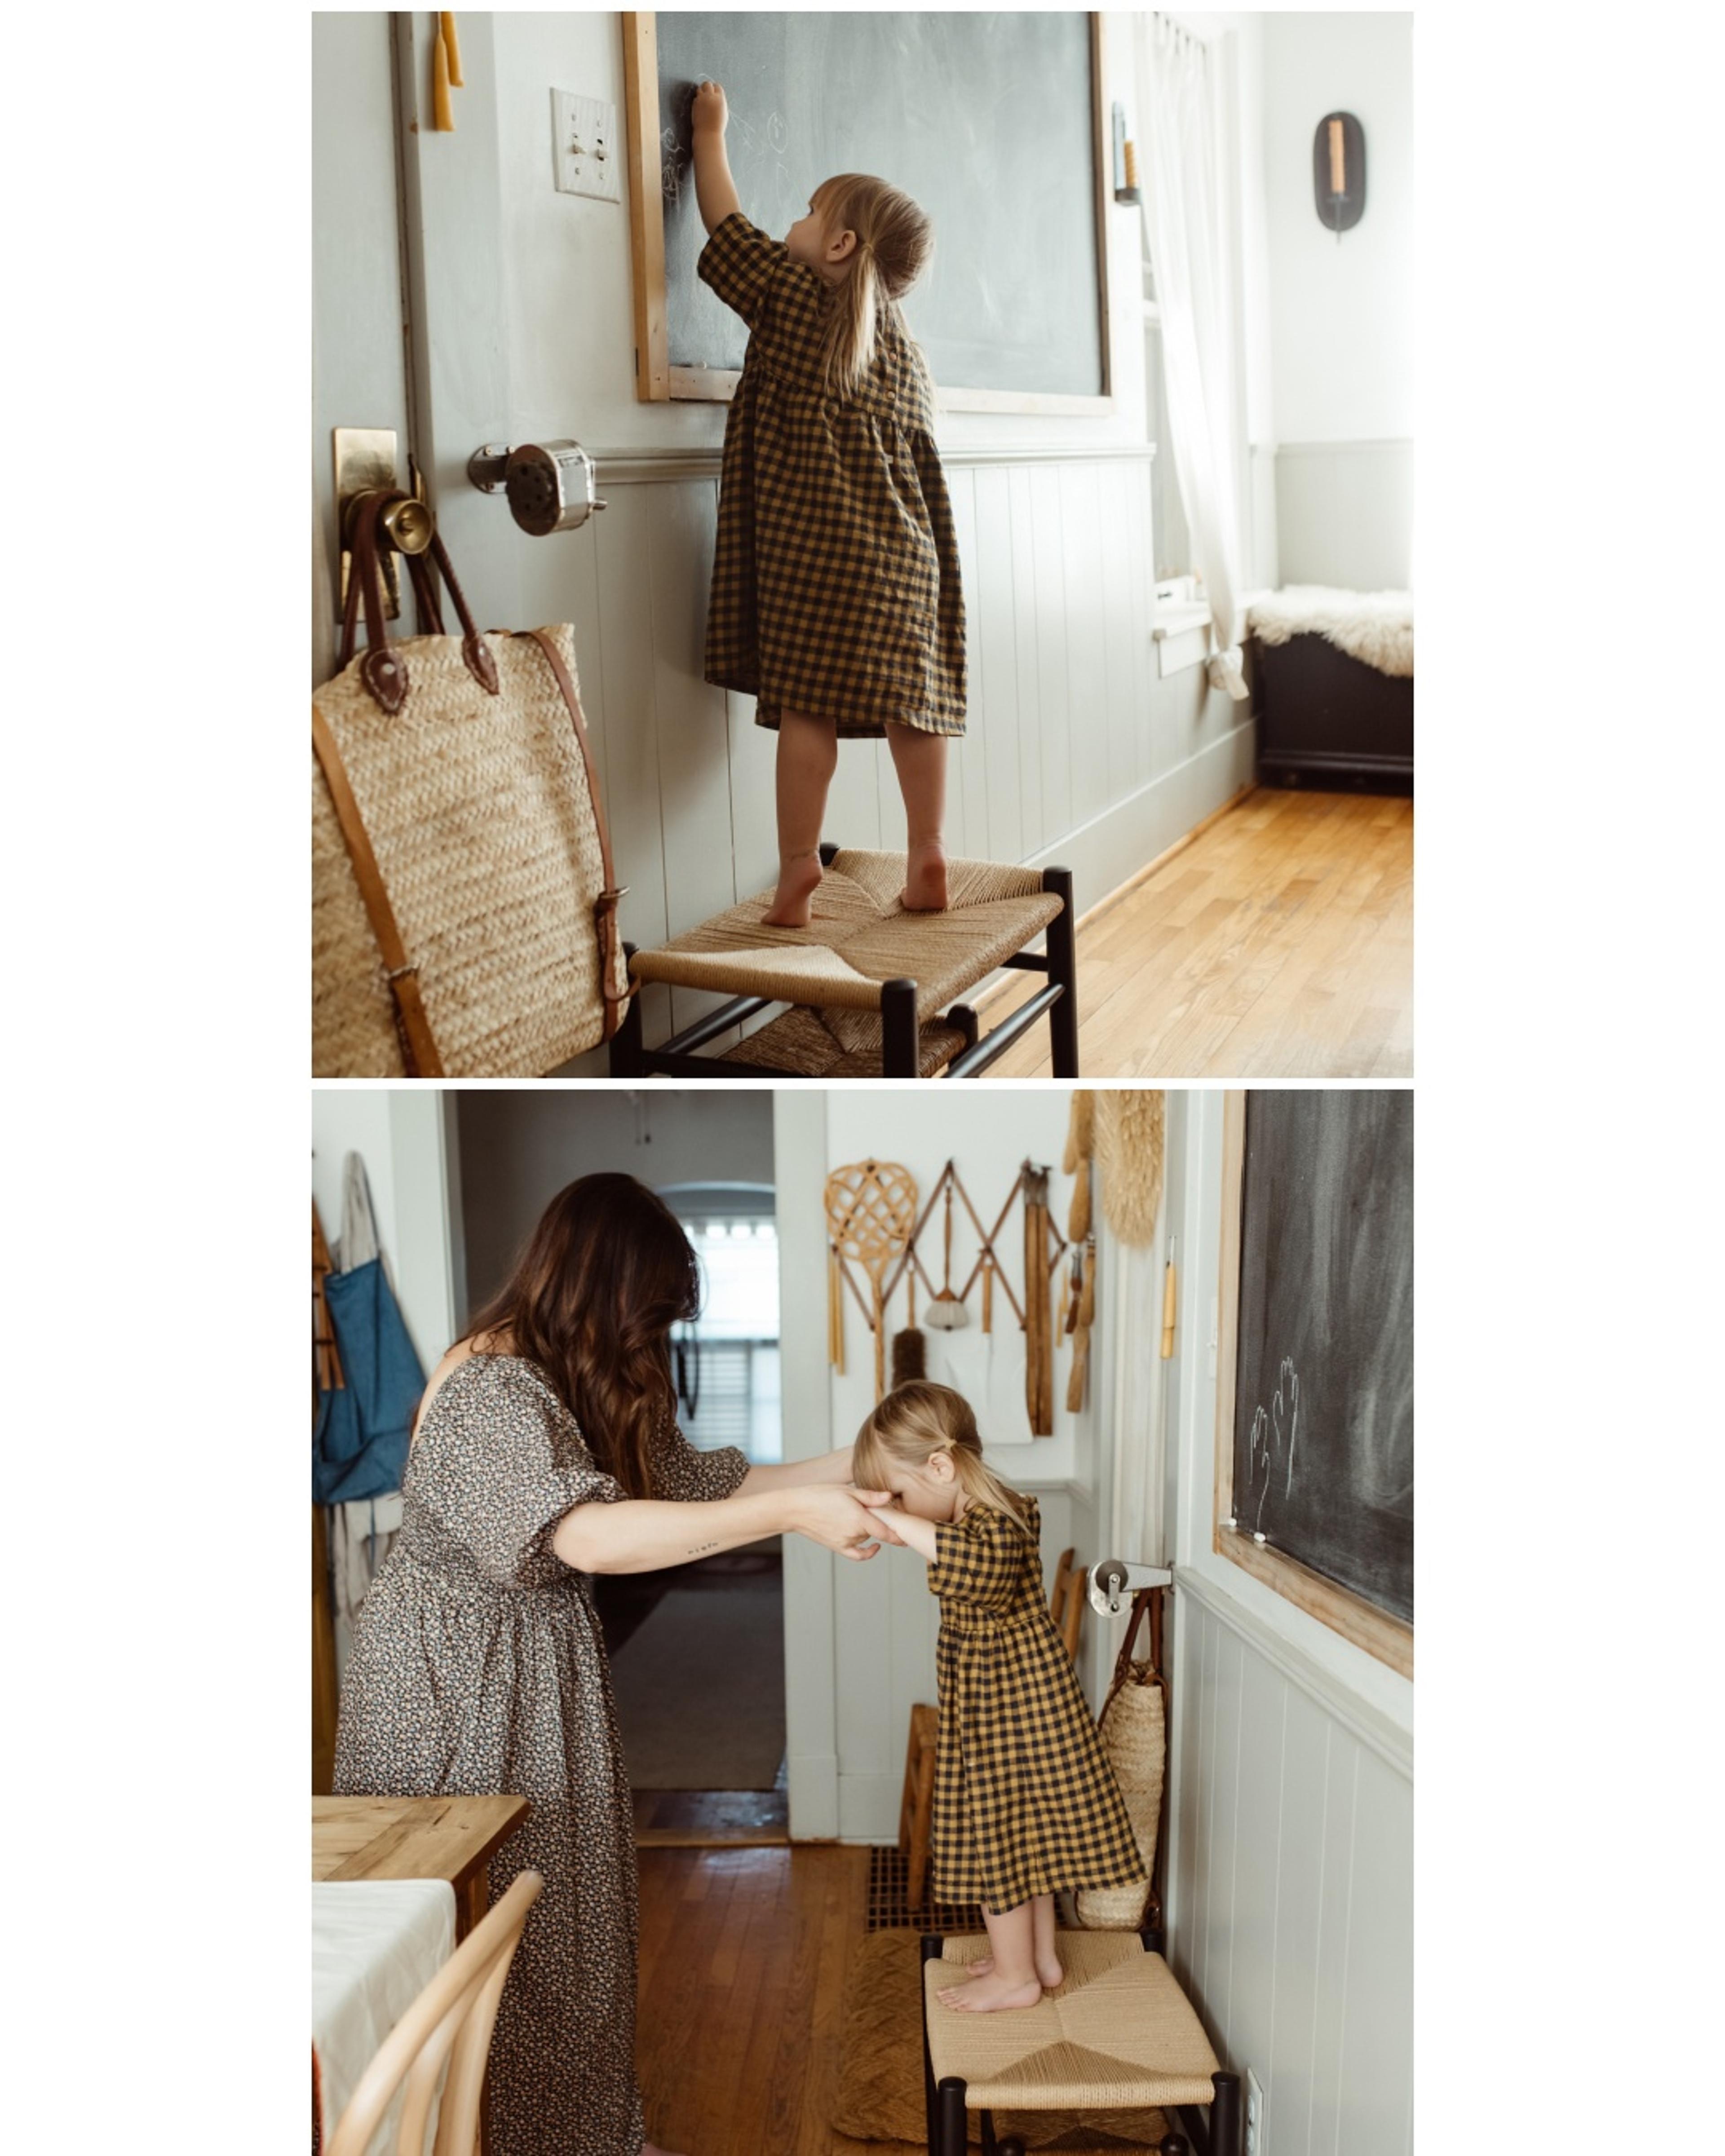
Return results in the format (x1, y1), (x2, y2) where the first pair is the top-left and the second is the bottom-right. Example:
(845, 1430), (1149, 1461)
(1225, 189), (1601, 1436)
(1244, 2066), (1265, 2156)
(551, 89), (620, 203)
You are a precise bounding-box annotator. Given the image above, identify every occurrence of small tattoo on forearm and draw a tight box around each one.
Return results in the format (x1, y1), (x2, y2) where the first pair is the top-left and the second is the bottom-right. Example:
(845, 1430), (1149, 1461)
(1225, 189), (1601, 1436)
(687, 1541), (720, 1557)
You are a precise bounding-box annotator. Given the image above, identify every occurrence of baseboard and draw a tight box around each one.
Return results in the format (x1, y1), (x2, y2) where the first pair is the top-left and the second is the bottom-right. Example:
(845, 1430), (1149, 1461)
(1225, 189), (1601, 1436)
(972, 722), (1258, 1012)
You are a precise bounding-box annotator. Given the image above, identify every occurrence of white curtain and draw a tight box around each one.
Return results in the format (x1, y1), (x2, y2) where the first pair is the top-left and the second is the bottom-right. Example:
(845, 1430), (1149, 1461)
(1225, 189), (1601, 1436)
(1106, 1189), (1170, 1576)
(1136, 12), (1252, 700)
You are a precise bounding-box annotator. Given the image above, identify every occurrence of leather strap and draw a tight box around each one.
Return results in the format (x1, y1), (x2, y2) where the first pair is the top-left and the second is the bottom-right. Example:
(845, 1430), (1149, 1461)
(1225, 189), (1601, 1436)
(312, 702), (445, 1077)
(522, 627), (631, 1041)
(337, 490), (499, 705)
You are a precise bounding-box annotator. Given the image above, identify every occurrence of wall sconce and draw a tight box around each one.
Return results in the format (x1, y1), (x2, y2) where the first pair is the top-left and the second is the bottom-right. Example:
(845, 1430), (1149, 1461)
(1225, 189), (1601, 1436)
(1313, 110), (1365, 239)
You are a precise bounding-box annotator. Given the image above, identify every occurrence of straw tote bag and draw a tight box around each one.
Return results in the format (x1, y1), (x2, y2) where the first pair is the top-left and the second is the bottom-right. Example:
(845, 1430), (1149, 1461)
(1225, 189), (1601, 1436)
(313, 488), (629, 1076)
(1075, 1587), (1169, 1931)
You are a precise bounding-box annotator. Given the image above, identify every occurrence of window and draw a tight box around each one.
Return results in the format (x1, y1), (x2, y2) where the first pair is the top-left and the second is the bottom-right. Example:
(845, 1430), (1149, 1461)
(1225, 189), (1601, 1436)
(662, 1193), (783, 1465)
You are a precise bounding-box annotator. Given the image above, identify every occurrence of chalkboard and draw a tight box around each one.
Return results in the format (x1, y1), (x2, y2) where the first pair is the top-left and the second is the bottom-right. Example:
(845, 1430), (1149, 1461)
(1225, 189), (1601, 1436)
(1230, 1091), (1414, 1626)
(646, 11), (1107, 402)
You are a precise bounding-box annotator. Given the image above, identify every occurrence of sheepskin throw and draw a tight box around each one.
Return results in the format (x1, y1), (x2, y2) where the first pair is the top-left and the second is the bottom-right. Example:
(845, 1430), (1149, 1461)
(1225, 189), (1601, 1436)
(1247, 586), (1413, 677)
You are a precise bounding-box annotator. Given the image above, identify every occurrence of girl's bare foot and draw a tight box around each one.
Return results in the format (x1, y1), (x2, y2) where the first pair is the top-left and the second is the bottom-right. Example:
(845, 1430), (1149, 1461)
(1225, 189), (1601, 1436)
(900, 839), (948, 913)
(964, 1951), (1064, 1990)
(938, 1970), (1043, 2012)
(762, 851), (823, 928)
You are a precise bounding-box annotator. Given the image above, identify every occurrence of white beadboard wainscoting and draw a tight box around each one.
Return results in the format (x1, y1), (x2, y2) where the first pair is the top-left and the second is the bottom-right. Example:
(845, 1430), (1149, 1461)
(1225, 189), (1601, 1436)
(524, 447), (1255, 1074)
(1166, 1572), (1413, 2156)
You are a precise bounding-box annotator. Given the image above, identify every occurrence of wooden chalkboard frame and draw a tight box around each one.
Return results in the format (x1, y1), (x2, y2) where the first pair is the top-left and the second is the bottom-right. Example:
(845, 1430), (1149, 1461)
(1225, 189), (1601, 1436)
(622, 10), (1115, 414)
(1213, 1092), (1414, 1679)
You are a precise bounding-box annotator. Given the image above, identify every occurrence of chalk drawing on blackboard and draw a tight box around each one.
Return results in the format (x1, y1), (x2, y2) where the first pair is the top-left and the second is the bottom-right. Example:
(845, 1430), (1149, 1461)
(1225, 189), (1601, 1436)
(1246, 1357), (1301, 1533)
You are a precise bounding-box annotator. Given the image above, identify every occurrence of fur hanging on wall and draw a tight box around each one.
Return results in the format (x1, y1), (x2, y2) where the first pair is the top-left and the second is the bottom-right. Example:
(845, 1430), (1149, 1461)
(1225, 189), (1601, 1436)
(1094, 1090), (1165, 1247)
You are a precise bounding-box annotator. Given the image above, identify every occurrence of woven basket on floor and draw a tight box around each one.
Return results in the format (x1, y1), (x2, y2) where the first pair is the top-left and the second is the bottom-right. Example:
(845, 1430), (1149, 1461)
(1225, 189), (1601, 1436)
(313, 490), (628, 1077)
(1075, 1591), (1168, 1931)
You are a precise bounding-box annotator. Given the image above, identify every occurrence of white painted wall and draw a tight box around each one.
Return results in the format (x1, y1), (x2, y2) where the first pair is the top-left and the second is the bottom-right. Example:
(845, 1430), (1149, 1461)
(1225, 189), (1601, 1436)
(1161, 1090), (1412, 2155)
(1261, 12), (1414, 446)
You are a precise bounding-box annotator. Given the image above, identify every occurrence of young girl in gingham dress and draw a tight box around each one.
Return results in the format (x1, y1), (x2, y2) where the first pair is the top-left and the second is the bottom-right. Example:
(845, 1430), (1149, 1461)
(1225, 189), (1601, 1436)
(690, 80), (966, 928)
(854, 1382), (1147, 2014)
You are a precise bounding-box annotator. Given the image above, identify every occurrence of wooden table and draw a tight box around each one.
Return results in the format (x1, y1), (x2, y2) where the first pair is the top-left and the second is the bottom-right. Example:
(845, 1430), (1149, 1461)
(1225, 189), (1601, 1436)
(312, 1794), (530, 1942)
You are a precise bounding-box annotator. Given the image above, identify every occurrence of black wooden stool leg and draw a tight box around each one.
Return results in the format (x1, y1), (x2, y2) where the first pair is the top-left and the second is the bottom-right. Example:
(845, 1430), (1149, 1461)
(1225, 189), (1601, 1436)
(920, 1935), (943, 2151)
(609, 942), (644, 1076)
(937, 2077), (968, 2156)
(1209, 2071), (1243, 2156)
(881, 977), (919, 1077)
(1042, 867), (1079, 1077)
(980, 2110), (998, 2156)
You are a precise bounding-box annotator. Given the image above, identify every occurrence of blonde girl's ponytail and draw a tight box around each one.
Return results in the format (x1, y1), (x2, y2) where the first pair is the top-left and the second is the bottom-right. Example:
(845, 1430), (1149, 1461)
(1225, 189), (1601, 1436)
(812, 174), (934, 402)
(852, 1380), (1031, 1531)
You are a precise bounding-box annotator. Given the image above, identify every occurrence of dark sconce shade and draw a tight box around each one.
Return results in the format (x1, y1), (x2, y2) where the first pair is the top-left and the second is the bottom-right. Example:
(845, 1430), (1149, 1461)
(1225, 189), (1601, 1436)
(1313, 111), (1366, 236)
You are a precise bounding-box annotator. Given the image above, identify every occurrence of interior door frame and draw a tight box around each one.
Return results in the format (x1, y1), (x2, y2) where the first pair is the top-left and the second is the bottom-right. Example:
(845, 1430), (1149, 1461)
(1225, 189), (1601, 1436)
(770, 1090), (839, 1839)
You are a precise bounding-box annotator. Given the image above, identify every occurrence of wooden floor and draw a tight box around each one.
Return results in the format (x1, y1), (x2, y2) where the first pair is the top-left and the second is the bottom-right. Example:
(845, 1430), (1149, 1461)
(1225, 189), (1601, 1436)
(981, 786), (1413, 1079)
(635, 1844), (867, 2156)
(633, 1780), (789, 1847)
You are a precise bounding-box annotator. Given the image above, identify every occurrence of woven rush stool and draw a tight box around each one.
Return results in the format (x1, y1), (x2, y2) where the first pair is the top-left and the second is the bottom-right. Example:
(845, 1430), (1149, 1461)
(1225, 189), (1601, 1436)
(610, 846), (1078, 1079)
(920, 1930), (1240, 2156)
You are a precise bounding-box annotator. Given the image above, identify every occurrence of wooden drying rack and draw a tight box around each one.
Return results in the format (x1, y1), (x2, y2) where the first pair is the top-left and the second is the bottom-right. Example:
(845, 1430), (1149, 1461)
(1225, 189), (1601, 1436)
(829, 1160), (1066, 1342)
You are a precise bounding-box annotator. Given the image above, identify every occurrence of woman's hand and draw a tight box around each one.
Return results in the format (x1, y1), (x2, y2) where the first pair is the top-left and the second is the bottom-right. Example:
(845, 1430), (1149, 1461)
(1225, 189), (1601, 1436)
(691, 79), (729, 138)
(788, 1484), (895, 1560)
(854, 1492), (907, 1546)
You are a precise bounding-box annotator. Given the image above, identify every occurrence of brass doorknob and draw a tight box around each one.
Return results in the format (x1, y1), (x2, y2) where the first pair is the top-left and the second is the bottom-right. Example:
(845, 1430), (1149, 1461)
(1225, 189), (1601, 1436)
(379, 495), (435, 555)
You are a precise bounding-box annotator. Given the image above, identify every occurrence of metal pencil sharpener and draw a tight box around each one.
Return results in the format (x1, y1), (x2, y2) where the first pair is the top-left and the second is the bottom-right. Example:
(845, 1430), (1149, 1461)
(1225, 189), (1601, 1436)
(468, 440), (608, 536)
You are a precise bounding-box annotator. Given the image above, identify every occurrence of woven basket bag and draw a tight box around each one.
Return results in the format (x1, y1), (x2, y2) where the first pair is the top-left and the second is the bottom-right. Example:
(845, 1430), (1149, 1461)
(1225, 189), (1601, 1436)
(313, 489), (628, 1077)
(1075, 1587), (1169, 1931)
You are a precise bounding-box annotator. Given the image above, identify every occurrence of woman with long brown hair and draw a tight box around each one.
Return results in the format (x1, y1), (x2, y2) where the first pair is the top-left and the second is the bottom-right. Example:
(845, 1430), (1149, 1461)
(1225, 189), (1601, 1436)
(333, 1174), (891, 2156)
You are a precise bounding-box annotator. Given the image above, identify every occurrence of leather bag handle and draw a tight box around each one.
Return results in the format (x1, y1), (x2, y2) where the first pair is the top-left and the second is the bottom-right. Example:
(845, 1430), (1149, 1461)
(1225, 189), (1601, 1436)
(337, 490), (499, 708)
(521, 627), (630, 1040)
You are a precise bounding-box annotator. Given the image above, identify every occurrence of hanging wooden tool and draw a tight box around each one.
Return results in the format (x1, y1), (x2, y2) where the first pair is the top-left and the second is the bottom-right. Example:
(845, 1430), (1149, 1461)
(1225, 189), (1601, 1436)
(1022, 1162), (1056, 1436)
(1067, 1234), (1097, 1412)
(892, 1265), (926, 1386)
(924, 1174), (970, 1330)
(824, 1159), (919, 1402)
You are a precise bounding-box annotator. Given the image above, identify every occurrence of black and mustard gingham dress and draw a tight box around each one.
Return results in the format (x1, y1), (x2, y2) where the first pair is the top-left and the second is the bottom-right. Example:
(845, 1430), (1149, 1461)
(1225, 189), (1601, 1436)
(927, 1494), (1146, 1913)
(697, 211), (966, 738)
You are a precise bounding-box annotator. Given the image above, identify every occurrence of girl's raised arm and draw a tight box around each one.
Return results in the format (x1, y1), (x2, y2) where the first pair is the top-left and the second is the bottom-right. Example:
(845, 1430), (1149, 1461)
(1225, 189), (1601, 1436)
(868, 1501), (938, 1562)
(690, 79), (743, 233)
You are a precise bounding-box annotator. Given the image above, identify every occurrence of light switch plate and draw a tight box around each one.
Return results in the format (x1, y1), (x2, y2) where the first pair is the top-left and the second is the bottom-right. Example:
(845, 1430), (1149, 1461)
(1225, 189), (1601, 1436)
(552, 89), (620, 202)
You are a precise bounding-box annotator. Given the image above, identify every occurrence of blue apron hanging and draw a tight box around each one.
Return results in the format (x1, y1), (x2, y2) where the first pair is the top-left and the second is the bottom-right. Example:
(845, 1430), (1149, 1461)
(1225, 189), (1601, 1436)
(313, 1156), (425, 1505)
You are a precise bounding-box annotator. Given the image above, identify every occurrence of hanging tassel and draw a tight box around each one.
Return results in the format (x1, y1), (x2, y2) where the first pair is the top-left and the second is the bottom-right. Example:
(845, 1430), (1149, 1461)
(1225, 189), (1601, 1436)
(981, 1252), (994, 1334)
(892, 1269), (925, 1387)
(828, 1244), (845, 1375)
(441, 12), (464, 86)
(433, 16), (456, 131)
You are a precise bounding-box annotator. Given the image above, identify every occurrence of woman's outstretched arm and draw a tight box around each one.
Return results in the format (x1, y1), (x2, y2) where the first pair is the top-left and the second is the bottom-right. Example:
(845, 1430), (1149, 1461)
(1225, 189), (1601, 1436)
(691, 79), (742, 232)
(735, 1444), (855, 1498)
(552, 1478), (888, 1576)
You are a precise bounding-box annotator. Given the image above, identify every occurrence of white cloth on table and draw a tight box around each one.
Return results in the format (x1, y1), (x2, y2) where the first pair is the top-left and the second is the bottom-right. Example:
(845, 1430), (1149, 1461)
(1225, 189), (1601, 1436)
(312, 1877), (456, 2156)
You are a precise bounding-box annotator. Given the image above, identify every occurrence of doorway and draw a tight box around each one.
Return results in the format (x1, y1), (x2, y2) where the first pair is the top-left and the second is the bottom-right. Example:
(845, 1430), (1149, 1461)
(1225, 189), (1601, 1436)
(451, 1089), (789, 1844)
(593, 1182), (789, 1843)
